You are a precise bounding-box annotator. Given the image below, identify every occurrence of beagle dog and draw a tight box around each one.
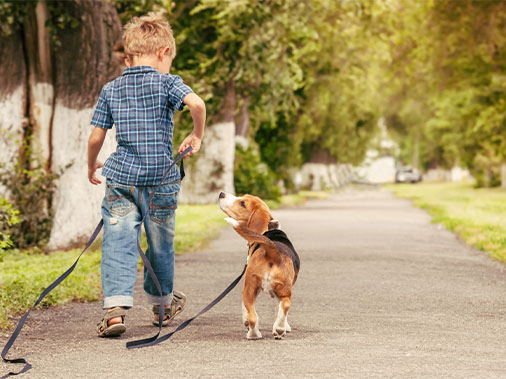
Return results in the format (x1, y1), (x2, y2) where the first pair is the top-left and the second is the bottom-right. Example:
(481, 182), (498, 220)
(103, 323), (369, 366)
(218, 192), (300, 340)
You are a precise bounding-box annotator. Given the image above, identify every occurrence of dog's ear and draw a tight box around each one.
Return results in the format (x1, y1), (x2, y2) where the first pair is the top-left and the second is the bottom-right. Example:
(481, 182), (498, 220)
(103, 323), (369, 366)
(268, 219), (280, 230)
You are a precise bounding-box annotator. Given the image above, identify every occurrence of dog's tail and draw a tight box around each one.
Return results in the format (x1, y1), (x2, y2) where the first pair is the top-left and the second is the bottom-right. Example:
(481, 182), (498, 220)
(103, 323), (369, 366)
(226, 218), (280, 264)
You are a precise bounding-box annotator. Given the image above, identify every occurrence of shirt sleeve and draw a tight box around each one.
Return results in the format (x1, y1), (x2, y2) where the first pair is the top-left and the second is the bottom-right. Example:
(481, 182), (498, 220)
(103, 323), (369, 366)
(90, 87), (113, 129)
(166, 75), (194, 111)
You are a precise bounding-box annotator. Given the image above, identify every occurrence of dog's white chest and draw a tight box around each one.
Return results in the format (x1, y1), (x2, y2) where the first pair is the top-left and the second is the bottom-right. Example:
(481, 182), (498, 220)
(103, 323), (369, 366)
(261, 273), (276, 298)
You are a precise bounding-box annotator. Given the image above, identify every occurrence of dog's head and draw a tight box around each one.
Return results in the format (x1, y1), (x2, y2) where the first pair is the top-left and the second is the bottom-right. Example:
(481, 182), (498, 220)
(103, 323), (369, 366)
(218, 192), (279, 234)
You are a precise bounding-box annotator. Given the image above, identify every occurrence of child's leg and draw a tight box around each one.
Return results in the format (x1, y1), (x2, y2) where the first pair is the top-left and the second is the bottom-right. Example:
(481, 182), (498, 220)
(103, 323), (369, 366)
(141, 182), (180, 307)
(101, 181), (141, 311)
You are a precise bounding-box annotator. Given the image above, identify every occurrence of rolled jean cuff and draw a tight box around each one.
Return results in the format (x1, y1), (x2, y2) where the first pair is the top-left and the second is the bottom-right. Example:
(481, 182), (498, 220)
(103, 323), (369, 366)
(144, 291), (173, 306)
(103, 295), (133, 310)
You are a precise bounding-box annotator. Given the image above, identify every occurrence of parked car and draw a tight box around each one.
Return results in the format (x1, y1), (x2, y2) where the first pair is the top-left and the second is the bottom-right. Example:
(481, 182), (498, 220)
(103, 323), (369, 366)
(395, 167), (422, 183)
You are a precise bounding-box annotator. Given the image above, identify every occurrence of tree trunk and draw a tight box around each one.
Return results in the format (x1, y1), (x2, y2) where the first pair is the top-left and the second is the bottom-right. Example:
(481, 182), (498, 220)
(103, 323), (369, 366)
(0, 30), (26, 196)
(484, 167), (491, 188)
(1, 0), (123, 249)
(179, 80), (236, 203)
(23, 0), (53, 169)
(235, 96), (250, 138)
(47, 0), (123, 249)
(309, 149), (336, 164)
(412, 130), (420, 169)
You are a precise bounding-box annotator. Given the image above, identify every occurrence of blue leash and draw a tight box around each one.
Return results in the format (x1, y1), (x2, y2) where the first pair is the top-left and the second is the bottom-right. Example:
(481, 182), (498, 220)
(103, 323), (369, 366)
(1, 145), (249, 377)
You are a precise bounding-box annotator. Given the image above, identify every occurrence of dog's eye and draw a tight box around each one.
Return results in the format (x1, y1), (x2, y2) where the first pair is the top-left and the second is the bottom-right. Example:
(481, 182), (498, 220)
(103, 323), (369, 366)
(240, 201), (246, 208)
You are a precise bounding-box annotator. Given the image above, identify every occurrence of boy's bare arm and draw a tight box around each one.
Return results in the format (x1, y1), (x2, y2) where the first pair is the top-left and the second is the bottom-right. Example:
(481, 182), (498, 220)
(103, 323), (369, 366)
(184, 93), (206, 139)
(88, 126), (107, 185)
(178, 93), (206, 157)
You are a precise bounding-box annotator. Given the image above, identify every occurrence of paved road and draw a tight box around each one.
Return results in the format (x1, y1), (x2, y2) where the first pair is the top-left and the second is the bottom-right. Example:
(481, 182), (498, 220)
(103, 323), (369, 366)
(2, 188), (506, 378)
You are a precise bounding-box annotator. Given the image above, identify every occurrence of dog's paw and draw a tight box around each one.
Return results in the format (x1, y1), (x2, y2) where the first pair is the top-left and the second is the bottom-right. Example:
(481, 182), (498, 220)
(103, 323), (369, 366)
(247, 328), (262, 340)
(224, 217), (239, 227)
(272, 327), (286, 340)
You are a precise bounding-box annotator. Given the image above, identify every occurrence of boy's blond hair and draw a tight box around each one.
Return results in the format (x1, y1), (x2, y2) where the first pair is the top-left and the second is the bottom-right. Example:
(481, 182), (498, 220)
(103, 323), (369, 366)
(123, 12), (176, 62)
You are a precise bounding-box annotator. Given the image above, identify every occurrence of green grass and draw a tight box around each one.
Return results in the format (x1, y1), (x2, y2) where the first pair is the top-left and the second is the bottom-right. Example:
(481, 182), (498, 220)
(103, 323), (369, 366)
(386, 182), (506, 262)
(0, 204), (225, 332)
(0, 193), (328, 332)
(0, 249), (103, 334)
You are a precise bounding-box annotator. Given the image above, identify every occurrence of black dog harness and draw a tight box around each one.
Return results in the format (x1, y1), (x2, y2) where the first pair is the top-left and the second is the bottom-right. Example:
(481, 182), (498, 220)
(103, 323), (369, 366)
(1, 147), (295, 377)
(250, 229), (300, 273)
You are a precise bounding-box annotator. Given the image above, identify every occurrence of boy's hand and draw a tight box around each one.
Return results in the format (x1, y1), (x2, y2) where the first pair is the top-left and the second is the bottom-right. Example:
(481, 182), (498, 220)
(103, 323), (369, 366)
(181, 93), (205, 158)
(178, 132), (201, 158)
(88, 161), (104, 185)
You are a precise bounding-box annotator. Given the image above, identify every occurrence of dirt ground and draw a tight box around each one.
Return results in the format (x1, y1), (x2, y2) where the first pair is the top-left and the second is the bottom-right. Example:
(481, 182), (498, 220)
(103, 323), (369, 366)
(2, 187), (506, 378)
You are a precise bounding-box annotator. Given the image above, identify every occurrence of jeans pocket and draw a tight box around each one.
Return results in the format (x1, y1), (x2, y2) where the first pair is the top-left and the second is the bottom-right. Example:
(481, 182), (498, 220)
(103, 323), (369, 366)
(107, 183), (135, 217)
(149, 184), (179, 224)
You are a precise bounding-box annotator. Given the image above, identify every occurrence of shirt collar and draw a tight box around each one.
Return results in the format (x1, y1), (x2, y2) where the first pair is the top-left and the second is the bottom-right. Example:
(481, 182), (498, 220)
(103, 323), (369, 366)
(122, 66), (159, 75)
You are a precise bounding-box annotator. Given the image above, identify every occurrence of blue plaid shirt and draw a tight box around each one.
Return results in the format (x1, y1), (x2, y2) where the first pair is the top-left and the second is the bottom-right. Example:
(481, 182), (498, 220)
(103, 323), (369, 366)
(91, 66), (193, 186)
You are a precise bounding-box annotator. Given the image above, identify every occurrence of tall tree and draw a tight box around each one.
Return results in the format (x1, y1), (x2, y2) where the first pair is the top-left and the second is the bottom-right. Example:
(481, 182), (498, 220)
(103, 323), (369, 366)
(377, 0), (506, 187)
(0, 0), (123, 248)
(169, 0), (319, 200)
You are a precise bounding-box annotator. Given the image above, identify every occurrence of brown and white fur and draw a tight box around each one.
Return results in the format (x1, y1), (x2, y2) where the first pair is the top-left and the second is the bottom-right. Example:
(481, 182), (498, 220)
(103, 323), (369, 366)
(219, 191), (299, 340)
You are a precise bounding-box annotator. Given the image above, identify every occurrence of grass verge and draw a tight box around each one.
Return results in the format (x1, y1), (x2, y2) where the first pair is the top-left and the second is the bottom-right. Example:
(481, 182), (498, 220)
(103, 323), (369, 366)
(386, 182), (506, 262)
(0, 250), (102, 335)
(0, 204), (225, 333)
(0, 192), (328, 333)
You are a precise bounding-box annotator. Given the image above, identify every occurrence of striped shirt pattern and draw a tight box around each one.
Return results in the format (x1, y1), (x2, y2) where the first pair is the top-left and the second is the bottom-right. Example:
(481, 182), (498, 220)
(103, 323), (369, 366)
(91, 66), (193, 186)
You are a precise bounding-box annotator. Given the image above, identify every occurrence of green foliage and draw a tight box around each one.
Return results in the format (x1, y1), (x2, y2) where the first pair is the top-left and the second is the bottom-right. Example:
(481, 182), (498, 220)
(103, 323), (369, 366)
(0, 150), (59, 251)
(0, 198), (20, 259)
(254, 112), (301, 190)
(0, 0), (34, 36)
(279, 0), (380, 167)
(170, 0), (318, 124)
(377, 0), (506, 186)
(111, 0), (381, 177)
(234, 144), (281, 201)
(113, 0), (168, 24)
(0, 1), (80, 47)
(169, 0), (380, 179)
(45, 1), (81, 48)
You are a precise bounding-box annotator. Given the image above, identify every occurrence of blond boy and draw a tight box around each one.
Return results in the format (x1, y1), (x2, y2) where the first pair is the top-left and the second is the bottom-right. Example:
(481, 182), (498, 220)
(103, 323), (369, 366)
(87, 13), (205, 337)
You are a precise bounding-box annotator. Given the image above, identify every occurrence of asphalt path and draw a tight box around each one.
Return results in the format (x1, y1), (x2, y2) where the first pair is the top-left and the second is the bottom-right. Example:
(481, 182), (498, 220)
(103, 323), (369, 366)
(2, 187), (506, 378)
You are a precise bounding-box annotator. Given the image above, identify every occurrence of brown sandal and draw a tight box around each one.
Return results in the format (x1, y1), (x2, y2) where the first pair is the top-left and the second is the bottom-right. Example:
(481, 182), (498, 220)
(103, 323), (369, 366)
(97, 307), (127, 337)
(152, 291), (186, 327)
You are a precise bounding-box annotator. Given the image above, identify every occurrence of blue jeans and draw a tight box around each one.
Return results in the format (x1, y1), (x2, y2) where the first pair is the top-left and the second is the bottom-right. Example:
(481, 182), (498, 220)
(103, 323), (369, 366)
(101, 179), (180, 309)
